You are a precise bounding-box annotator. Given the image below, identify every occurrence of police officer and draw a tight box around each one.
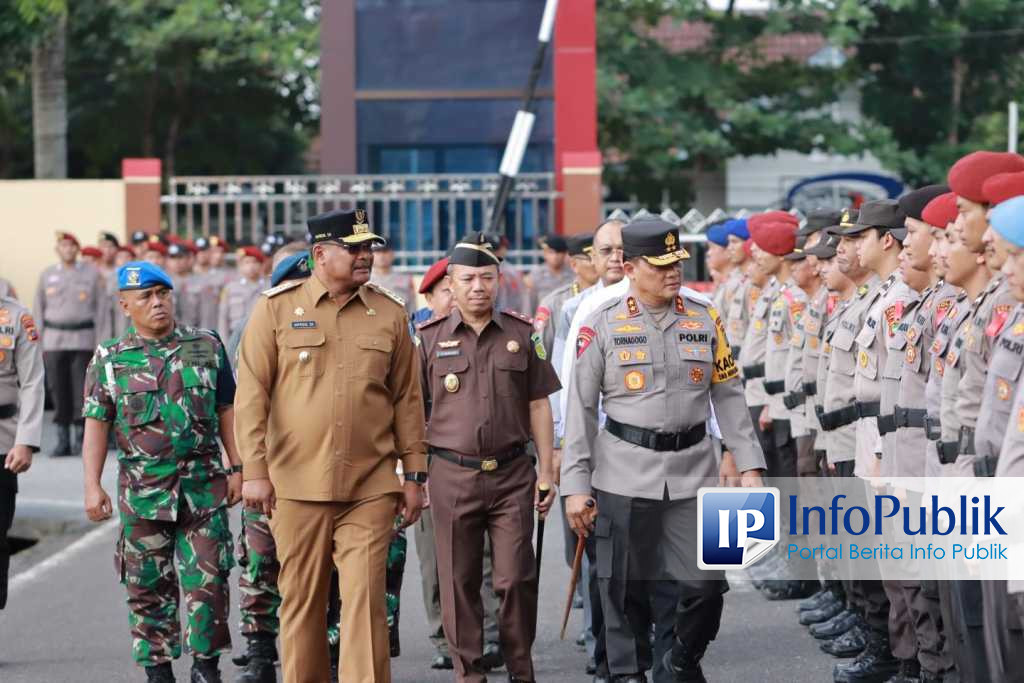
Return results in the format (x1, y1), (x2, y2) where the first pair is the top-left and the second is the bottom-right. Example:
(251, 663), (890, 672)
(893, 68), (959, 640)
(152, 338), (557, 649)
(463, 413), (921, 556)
(81, 261), (243, 683)
(34, 231), (108, 456)
(562, 218), (765, 682)
(370, 242), (416, 314)
(235, 209), (426, 683)
(526, 234), (574, 313)
(97, 231), (120, 275)
(722, 220), (752, 355)
(0, 294), (44, 612)
(195, 236), (233, 331)
(218, 246), (267, 343)
(417, 232), (560, 683)
(534, 234), (597, 367)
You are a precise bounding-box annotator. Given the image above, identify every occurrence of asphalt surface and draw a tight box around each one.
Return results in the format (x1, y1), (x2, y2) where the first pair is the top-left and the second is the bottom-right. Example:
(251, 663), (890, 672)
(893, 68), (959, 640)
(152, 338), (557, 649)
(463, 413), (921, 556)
(1, 417), (837, 682)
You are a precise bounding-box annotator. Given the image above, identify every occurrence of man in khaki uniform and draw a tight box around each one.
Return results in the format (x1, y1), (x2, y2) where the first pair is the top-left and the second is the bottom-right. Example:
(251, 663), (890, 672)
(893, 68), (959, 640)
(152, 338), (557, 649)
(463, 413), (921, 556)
(34, 231), (108, 456)
(235, 209), (427, 683)
(217, 246), (267, 343)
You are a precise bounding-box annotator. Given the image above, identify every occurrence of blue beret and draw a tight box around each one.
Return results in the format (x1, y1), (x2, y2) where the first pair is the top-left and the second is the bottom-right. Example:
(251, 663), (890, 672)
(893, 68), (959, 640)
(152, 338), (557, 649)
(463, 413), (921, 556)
(989, 195), (1024, 248)
(118, 262), (173, 291)
(705, 222), (730, 247)
(270, 251), (312, 287)
(724, 218), (750, 241)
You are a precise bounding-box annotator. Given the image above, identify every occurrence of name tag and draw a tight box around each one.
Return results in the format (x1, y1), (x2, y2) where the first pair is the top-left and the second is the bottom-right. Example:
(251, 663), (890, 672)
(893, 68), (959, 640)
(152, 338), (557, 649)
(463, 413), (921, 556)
(179, 340), (216, 367)
(613, 335), (648, 346)
(679, 332), (711, 344)
(436, 349), (461, 358)
(292, 320), (317, 329)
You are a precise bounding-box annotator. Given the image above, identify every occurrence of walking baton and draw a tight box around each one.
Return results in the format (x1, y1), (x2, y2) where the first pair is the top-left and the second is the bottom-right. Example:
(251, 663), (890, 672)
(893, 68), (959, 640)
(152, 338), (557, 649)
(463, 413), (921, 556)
(560, 498), (595, 640)
(535, 483), (551, 576)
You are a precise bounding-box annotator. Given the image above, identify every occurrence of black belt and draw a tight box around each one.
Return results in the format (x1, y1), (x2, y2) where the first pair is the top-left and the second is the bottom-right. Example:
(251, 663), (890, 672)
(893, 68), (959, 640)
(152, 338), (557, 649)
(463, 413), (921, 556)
(783, 391), (806, 410)
(820, 405), (860, 432)
(0, 404), (14, 419)
(44, 319), (94, 331)
(803, 381), (817, 397)
(877, 414), (897, 435)
(429, 445), (526, 472)
(743, 363), (765, 379)
(856, 401), (881, 418)
(937, 441), (959, 465)
(924, 414), (941, 441)
(764, 380), (786, 395)
(606, 416), (706, 452)
(731, 345), (741, 358)
(894, 406), (927, 429)
(974, 455), (997, 478)
(958, 427), (976, 456)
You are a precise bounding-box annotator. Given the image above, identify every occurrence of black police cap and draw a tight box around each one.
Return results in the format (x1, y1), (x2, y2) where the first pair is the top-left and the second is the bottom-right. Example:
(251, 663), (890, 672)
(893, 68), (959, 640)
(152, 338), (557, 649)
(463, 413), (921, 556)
(799, 209), (843, 237)
(448, 231), (502, 268)
(307, 209), (386, 247)
(622, 219), (690, 265)
(899, 185), (950, 222)
(566, 233), (594, 257)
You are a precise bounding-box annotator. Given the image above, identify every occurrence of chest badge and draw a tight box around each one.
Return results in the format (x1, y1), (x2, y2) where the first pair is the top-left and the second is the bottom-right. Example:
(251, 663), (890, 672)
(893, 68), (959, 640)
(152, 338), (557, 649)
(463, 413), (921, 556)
(1019, 407), (1024, 433)
(997, 378), (1012, 401)
(906, 328), (917, 343)
(859, 351), (869, 368)
(0, 350), (6, 363)
(1014, 322), (1024, 336)
(905, 346), (917, 364)
(366, 308), (376, 316)
(444, 373), (460, 393)
(809, 337), (819, 350)
(438, 340), (460, 349)
(294, 307), (305, 316)
(635, 350), (648, 361)
(689, 367), (705, 384)
(506, 340), (520, 353)
(298, 351), (311, 363)
(624, 370), (645, 391)
(619, 350), (631, 362)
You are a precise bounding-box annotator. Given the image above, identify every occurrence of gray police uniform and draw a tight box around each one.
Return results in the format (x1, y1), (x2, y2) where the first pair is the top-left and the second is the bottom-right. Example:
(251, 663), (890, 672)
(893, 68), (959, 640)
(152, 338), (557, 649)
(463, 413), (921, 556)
(535, 280), (581, 370)
(928, 292), (969, 476)
(527, 262), (573, 313)
(765, 280), (809, 476)
(174, 272), (205, 329)
(794, 287), (828, 472)
(997, 371), (1024, 628)
(562, 290), (764, 677)
(370, 270), (415, 314)
(216, 277), (266, 344)
(0, 297), (44, 608)
(197, 267), (232, 331)
(725, 273), (750, 357)
(739, 278), (779, 461)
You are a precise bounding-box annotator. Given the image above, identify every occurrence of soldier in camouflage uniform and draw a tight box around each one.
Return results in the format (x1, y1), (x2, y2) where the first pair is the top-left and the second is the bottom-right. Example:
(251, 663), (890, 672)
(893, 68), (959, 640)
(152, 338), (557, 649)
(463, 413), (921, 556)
(81, 261), (243, 683)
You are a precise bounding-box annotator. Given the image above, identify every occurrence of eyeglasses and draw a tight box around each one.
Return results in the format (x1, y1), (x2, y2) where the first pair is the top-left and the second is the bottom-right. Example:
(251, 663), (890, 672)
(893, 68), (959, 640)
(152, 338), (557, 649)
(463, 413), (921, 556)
(322, 241), (379, 254)
(595, 246), (624, 258)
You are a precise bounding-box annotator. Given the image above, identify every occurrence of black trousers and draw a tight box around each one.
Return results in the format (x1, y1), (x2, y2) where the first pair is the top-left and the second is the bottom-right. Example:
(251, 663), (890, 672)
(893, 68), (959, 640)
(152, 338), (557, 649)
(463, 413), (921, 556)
(946, 580), (990, 682)
(43, 350), (91, 425)
(594, 489), (727, 676)
(0, 468), (17, 610)
(584, 527), (608, 676)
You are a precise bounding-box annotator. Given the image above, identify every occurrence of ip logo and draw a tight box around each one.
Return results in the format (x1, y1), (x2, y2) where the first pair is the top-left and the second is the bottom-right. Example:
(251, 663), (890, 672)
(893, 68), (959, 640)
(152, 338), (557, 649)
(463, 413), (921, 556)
(698, 488), (779, 570)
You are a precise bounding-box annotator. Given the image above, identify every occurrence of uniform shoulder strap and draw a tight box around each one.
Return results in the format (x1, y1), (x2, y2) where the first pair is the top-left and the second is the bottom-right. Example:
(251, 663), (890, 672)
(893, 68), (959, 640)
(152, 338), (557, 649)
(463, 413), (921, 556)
(416, 314), (449, 331)
(365, 282), (406, 307)
(262, 279), (303, 298)
(500, 309), (533, 325)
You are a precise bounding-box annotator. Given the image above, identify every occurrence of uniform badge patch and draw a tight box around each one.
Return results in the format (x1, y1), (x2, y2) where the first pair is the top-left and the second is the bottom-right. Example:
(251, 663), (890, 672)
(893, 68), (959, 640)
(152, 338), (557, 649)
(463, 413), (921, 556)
(624, 370), (645, 391)
(576, 326), (596, 358)
(21, 314), (38, 342)
(291, 320), (316, 329)
(997, 378), (1012, 401)
(506, 340), (520, 353)
(635, 350), (648, 361)
(773, 333), (783, 345)
(859, 351), (869, 368)
(0, 350), (5, 362)
(443, 373), (460, 393)
(689, 367), (705, 384)
(438, 340), (460, 348)
(1019, 407), (1024, 432)
(936, 301), (953, 327)
(754, 320), (765, 331)
(534, 306), (551, 332)
(0, 309), (9, 325)
(986, 305), (1012, 338)
(675, 296), (685, 314)
(935, 359), (944, 377)
(884, 303), (903, 336)
(619, 350), (631, 362)
(615, 324), (644, 333)
(1015, 322), (1024, 336)
(294, 307), (305, 316)
(905, 346), (917, 363)
(809, 337), (819, 350)
(530, 332), (546, 360)
(626, 297), (641, 317)
(677, 321), (704, 331)
(437, 349), (461, 358)
(906, 328), (917, 343)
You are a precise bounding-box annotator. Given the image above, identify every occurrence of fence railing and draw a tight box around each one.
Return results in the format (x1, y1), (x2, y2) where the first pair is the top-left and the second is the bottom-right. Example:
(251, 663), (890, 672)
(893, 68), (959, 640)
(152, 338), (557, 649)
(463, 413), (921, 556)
(161, 173), (558, 270)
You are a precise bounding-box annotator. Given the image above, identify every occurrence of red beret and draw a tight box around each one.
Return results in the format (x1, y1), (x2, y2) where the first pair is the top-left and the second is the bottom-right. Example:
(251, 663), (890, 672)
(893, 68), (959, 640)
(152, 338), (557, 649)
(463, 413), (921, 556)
(80, 246), (103, 258)
(747, 210), (799, 232)
(237, 245), (265, 263)
(56, 231), (80, 247)
(181, 239), (199, 254)
(144, 241), (168, 256)
(742, 238), (753, 259)
(418, 257), (449, 294)
(117, 246), (135, 257)
(948, 151), (1024, 203)
(982, 172), (1024, 206)
(921, 192), (958, 229)
(749, 219), (797, 256)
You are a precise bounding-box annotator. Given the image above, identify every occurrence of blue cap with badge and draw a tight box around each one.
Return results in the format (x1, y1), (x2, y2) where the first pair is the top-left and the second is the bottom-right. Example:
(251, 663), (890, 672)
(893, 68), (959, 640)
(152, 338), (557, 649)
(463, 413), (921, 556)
(705, 221), (730, 247)
(118, 262), (174, 291)
(989, 195), (1024, 248)
(270, 251), (312, 286)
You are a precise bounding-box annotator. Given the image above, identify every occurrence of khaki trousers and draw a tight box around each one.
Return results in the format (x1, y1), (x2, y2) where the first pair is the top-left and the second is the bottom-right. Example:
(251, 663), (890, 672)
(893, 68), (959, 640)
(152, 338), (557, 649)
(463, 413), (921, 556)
(270, 494), (398, 683)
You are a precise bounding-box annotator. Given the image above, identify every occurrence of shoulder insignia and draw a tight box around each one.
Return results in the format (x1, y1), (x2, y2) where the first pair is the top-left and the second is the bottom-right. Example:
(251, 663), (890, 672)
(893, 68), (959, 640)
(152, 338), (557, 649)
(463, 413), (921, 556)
(416, 314), (449, 331)
(262, 279), (303, 298)
(365, 282), (406, 307)
(500, 309), (533, 325)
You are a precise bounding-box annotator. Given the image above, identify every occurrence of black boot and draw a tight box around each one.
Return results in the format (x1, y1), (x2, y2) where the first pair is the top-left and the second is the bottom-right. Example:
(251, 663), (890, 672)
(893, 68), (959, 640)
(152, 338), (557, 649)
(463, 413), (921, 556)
(235, 634), (277, 683)
(762, 579), (820, 600)
(800, 599), (845, 625)
(821, 624), (868, 658)
(145, 662), (175, 683)
(884, 658), (921, 683)
(52, 423), (71, 457)
(70, 421), (84, 455)
(480, 641), (504, 670)
(810, 610), (861, 639)
(833, 631), (899, 682)
(663, 638), (709, 683)
(190, 657), (222, 683)
(799, 588), (838, 612)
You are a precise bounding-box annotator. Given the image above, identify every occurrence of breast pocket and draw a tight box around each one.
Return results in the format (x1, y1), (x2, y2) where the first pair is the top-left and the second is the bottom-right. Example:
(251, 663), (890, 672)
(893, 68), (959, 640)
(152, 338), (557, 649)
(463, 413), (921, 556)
(116, 374), (160, 428)
(284, 330), (327, 378)
(494, 351), (528, 398)
(678, 343), (712, 390)
(434, 354), (471, 401)
(354, 334), (393, 381)
(991, 349), (1024, 405)
(181, 366), (216, 423)
(613, 346), (654, 394)
(831, 327), (856, 377)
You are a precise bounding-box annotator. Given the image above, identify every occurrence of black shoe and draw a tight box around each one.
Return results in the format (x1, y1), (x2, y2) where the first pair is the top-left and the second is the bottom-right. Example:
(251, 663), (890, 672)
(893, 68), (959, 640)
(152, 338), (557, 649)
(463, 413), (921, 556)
(821, 625), (868, 658)
(480, 642), (504, 671)
(833, 632), (898, 682)
(146, 663), (175, 683)
(592, 677), (611, 683)
(800, 599), (844, 625)
(883, 658), (921, 683)
(611, 675), (647, 683)
(664, 638), (709, 683)
(798, 588), (835, 612)
(763, 579), (821, 600)
(52, 423), (71, 457)
(919, 671), (943, 683)
(190, 657), (222, 683)
(235, 634), (277, 683)
(810, 610), (861, 640)
(430, 654), (453, 670)
(586, 656), (598, 675)
(70, 421), (84, 455)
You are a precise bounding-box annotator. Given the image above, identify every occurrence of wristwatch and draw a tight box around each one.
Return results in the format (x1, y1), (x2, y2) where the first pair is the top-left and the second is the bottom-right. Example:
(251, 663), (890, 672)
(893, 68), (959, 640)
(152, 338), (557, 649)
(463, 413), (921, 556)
(228, 464), (243, 474)
(404, 471), (428, 485)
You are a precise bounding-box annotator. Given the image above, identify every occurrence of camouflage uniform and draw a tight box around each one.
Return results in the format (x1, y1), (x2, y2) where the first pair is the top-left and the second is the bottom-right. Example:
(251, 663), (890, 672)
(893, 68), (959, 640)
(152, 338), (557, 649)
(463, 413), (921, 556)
(82, 324), (236, 667)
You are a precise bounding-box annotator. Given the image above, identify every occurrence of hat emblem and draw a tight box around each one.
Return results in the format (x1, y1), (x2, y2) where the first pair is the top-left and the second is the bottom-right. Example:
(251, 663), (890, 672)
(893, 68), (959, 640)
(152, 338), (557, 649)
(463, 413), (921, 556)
(665, 231), (677, 251)
(353, 209), (369, 235)
(126, 269), (141, 286)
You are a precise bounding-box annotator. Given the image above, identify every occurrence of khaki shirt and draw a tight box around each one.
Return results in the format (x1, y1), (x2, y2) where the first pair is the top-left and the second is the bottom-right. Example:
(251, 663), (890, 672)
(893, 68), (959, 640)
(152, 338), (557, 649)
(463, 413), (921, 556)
(739, 278), (779, 408)
(976, 304), (1024, 463)
(766, 280), (808, 429)
(217, 277), (266, 343)
(234, 275), (426, 501)
(562, 291), (763, 500)
(418, 308), (559, 457)
(0, 298), (44, 454)
(33, 261), (108, 351)
(800, 288), (830, 437)
(725, 274), (751, 354)
(940, 290), (991, 477)
(957, 276), (1014, 431)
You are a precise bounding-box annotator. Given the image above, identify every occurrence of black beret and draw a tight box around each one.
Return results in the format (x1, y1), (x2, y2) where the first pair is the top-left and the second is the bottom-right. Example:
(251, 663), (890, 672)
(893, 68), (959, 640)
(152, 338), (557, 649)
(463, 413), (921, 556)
(566, 233), (594, 256)
(898, 185), (950, 221)
(540, 235), (568, 252)
(449, 231), (502, 268)
(131, 230), (148, 245)
(622, 219), (690, 265)
(98, 231), (120, 247)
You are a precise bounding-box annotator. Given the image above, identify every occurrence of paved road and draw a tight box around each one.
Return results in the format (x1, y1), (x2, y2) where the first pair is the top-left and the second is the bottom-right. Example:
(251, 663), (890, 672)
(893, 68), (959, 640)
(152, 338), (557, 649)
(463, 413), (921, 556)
(1, 417), (836, 681)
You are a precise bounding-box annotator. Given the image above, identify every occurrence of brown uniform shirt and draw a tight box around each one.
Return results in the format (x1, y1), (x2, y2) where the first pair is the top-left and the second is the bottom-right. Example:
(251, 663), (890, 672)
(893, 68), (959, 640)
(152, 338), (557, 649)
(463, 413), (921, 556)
(418, 308), (561, 457)
(233, 274), (427, 501)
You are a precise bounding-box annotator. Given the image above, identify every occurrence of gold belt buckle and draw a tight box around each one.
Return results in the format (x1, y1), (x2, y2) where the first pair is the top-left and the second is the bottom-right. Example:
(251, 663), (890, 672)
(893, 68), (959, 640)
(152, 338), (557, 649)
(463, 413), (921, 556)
(481, 458), (499, 472)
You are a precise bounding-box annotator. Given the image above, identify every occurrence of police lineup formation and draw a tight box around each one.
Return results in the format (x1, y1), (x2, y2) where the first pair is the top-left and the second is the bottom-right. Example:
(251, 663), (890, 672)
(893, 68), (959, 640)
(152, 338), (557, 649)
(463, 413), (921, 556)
(3, 148), (1024, 683)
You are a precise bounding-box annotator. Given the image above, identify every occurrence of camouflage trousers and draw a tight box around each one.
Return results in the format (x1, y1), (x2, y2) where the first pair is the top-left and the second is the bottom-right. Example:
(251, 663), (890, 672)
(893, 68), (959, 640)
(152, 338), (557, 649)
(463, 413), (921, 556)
(116, 505), (234, 667)
(238, 510), (407, 654)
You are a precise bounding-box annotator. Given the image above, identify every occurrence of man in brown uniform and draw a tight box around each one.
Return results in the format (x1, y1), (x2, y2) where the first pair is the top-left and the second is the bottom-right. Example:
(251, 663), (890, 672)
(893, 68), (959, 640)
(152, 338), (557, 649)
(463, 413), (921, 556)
(234, 208), (427, 683)
(417, 232), (560, 683)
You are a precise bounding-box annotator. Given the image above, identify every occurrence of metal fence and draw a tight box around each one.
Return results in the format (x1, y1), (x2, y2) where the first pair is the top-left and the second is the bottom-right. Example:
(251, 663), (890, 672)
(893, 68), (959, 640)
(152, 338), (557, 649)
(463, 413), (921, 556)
(161, 173), (558, 269)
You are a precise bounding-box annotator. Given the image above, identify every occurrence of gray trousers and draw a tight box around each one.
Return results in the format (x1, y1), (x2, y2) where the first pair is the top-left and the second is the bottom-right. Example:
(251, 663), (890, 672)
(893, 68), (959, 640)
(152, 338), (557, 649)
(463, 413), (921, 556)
(982, 580), (1024, 683)
(413, 506), (500, 655)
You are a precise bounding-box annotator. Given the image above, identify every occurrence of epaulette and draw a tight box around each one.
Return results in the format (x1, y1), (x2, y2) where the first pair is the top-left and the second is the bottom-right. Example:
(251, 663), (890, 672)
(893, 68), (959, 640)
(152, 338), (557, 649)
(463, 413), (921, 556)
(262, 279), (303, 298)
(365, 282), (406, 307)
(680, 287), (713, 308)
(417, 314), (449, 331)
(500, 309), (533, 325)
